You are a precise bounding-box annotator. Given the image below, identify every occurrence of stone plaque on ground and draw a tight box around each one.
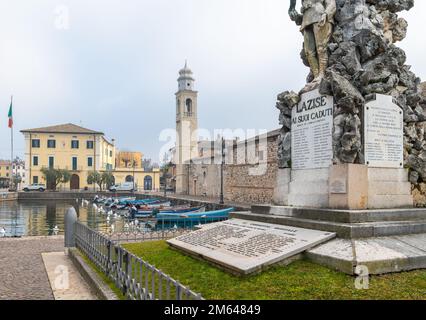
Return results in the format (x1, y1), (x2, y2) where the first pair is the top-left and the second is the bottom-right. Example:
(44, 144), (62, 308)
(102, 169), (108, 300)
(364, 94), (404, 168)
(291, 89), (334, 170)
(167, 219), (335, 275)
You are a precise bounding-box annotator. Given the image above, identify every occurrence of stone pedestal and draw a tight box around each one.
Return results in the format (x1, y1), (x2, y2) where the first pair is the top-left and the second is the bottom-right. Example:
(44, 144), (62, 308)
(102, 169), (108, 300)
(272, 169), (290, 205)
(273, 87), (414, 210)
(274, 164), (413, 209)
(288, 168), (330, 208)
(367, 168), (413, 209)
(329, 164), (368, 210)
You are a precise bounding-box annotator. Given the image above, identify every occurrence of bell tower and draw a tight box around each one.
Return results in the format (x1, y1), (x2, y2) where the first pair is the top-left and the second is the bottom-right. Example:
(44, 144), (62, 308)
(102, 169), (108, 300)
(175, 61), (199, 194)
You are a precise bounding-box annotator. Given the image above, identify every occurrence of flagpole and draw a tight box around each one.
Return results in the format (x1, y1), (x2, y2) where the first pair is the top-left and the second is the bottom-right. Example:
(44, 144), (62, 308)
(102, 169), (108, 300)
(10, 95), (13, 191)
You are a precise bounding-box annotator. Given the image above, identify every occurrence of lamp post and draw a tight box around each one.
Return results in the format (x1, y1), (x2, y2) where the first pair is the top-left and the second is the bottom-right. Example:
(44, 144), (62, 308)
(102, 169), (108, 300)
(163, 167), (167, 197)
(219, 137), (225, 205)
(187, 160), (191, 196)
(132, 156), (136, 193)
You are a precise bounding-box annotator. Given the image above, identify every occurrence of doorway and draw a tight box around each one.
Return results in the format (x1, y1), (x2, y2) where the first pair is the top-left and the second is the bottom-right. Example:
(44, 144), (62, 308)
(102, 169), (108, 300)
(70, 174), (80, 190)
(144, 176), (153, 191)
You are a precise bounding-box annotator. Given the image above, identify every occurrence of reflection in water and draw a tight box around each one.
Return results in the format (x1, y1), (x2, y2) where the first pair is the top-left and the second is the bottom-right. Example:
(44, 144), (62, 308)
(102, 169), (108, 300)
(0, 200), (112, 237)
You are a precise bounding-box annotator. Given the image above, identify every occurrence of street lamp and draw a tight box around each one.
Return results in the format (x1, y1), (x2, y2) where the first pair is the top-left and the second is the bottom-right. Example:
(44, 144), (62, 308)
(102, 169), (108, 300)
(220, 137), (225, 205)
(163, 169), (167, 197)
(132, 156), (136, 193)
(187, 160), (191, 196)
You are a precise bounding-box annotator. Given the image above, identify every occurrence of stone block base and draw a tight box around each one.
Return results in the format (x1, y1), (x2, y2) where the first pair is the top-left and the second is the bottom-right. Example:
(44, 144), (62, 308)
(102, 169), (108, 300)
(273, 165), (414, 209)
(329, 164), (368, 210)
(272, 169), (290, 206)
(288, 168), (329, 208)
(367, 168), (413, 209)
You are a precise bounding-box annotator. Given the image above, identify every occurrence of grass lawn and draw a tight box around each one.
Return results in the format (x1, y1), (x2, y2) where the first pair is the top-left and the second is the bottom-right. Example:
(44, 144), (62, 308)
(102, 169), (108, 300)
(123, 241), (426, 300)
(79, 251), (126, 300)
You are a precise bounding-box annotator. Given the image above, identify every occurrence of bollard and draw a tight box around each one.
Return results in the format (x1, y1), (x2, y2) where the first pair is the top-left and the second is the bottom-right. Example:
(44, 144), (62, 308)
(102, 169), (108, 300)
(65, 207), (78, 248)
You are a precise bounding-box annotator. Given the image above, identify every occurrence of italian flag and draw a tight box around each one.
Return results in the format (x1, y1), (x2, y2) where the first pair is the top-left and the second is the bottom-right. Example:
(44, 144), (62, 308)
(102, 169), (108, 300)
(7, 99), (12, 128)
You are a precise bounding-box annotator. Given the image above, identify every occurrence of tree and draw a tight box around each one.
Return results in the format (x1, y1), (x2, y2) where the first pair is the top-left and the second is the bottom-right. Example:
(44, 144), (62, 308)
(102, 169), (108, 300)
(160, 161), (173, 174)
(41, 167), (56, 190)
(143, 158), (153, 171)
(8, 174), (22, 191)
(40, 168), (71, 190)
(101, 171), (115, 190)
(60, 169), (71, 186)
(160, 161), (173, 191)
(12, 174), (22, 186)
(87, 171), (102, 191)
(123, 159), (130, 167)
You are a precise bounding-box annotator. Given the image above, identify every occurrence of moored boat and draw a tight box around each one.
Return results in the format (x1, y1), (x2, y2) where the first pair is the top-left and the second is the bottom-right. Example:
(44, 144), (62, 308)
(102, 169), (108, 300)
(131, 206), (205, 218)
(110, 198), (164, 209)
(157, 207), (234, 220)
(145, 207), (234, 229)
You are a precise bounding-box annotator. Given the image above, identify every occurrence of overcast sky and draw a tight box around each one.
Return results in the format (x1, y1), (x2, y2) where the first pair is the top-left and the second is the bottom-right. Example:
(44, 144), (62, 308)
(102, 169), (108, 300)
(0, 0), (425, 162)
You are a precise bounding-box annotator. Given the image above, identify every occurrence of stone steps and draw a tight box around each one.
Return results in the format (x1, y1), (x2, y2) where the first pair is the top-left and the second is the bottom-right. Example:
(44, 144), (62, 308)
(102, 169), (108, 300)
(305, 234), (426, 275)
(287, 194), (329, 208)
(231, 211), (426, 239)
(251, 205), (426, 223)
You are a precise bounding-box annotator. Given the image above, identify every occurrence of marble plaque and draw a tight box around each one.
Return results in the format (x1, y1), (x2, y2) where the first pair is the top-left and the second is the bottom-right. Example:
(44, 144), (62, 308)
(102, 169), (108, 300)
(291, 89), (334, 170)
(330, 179), (347, 194)
(364, 94), (404, 168)
(167, 219), (336, 275)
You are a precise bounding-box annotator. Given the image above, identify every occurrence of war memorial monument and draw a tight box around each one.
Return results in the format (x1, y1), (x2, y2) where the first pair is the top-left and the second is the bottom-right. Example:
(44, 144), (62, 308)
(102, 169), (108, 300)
(169, 0), (426, 276)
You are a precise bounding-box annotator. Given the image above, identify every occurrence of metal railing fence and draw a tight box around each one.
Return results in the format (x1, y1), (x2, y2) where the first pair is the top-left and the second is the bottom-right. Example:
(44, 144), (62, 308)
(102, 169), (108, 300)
(74, 221), (203, 300)
(100, 216), (229, 243)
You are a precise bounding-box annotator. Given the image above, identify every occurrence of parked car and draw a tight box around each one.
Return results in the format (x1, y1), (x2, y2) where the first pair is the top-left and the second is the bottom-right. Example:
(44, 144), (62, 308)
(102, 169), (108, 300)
(109, 182), (135, 192)
(23, 183), (46, 192)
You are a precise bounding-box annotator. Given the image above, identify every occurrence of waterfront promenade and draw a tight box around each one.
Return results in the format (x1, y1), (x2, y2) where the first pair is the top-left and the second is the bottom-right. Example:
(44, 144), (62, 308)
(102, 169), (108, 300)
(0, 236), (64, 299)
(0, 235), (96, 300)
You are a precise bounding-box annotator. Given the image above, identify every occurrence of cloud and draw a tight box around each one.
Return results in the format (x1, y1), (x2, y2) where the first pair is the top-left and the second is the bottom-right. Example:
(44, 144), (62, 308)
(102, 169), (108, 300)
(0, 0), (425, 161)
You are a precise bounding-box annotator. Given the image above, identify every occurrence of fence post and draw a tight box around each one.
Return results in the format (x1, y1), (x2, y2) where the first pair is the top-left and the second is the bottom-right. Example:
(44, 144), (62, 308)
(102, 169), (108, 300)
(65, 207), (78, 248)
(115, 246), (121, 291)
(106, 240), (112, 276)
(122, 251), (131, 296)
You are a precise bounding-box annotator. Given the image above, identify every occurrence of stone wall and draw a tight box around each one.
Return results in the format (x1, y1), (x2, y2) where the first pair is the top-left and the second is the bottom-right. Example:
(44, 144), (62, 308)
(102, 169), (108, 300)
(412, 82), (426, 206)
(186, 131), (280, 205)
(0, 192), (18, 202)
(225, 132), (279, 204)
(188, 161), (222, 198)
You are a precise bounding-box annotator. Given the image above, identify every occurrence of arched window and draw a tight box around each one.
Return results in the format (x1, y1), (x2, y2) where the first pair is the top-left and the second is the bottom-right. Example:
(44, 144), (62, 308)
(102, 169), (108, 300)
(185, 98), (192, 115)
(125, 175), (134, 182)
(144, 176), (153, 191)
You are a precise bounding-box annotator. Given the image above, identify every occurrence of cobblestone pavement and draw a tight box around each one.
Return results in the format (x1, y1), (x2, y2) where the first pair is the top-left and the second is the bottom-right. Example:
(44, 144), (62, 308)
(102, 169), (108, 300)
(0, 236), (64, 300)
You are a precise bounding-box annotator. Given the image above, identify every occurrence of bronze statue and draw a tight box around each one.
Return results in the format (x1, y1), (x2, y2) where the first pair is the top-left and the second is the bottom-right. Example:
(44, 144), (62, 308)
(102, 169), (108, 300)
(289, 0), (336, 82)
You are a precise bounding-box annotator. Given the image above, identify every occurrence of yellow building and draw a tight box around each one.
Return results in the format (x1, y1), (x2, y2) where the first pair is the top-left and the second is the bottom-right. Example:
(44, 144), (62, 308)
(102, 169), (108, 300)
(0, 160), (11, 188)
(113, 151), (160, 191)
(21, 123), (160, 191)
(115, 151), (143, 169)
(0, 160), (11, 178)
(111, 167), (160, 192)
